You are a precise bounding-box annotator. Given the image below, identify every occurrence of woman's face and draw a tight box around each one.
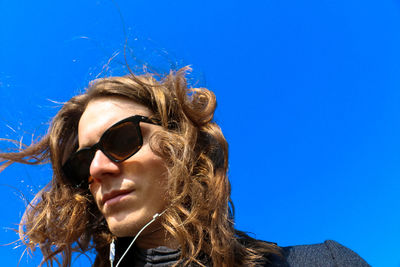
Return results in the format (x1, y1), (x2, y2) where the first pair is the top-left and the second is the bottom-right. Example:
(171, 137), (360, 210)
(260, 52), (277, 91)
(78, 97), (168, 244)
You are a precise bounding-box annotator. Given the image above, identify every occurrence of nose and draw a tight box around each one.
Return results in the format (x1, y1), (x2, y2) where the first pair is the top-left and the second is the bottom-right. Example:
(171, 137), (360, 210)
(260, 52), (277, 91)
(89, 150), (121, 183)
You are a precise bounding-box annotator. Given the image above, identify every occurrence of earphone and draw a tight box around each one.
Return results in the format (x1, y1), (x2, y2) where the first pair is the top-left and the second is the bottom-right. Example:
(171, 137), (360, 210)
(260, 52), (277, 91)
(110, 210), (166, 267)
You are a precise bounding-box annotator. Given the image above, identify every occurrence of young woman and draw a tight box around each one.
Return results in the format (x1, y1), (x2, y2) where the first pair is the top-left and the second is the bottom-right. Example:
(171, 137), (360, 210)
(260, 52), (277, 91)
(0, 67), (369, 266)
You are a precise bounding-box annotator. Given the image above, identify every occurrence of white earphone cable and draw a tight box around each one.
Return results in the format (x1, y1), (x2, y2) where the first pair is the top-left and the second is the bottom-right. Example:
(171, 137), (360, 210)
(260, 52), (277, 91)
(110, 210), (166, 267)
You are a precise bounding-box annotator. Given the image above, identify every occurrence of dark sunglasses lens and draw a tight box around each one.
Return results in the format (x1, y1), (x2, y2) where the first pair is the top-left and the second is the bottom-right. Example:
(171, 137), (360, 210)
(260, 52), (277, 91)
(64, 149), (94, 186)
(102, 121), (142, 161)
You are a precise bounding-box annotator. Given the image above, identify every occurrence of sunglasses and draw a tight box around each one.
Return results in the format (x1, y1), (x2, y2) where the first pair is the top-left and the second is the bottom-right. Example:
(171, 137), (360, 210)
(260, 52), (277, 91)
(62, 115), (161, 188)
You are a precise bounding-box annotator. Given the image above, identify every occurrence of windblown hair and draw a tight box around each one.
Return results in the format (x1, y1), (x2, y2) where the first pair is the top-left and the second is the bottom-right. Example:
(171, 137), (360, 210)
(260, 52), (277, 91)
(0, 67), (280, 266)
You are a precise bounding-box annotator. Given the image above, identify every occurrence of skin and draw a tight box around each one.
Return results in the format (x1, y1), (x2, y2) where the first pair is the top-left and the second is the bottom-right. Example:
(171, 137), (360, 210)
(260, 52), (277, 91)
(78, 96), (172, 248)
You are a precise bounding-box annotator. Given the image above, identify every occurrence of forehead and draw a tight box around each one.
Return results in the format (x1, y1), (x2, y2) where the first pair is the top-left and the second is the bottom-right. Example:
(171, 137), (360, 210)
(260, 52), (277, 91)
(78, 97), (151, 147)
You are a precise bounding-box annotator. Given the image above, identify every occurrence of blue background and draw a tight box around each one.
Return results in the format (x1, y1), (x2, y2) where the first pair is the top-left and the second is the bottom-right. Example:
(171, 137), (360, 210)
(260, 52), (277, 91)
(1, 0), (400, 266)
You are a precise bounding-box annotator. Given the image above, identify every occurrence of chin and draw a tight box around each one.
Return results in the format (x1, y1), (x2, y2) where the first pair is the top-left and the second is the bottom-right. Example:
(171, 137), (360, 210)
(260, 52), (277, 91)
(109, 225), (140, 238)
(106, 211), (157, 237)
(106, 218), (140, 237)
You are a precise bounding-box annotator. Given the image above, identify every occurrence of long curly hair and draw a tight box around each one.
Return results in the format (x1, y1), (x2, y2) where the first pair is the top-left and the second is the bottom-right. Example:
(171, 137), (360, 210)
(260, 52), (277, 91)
(0, 67), (280, 266)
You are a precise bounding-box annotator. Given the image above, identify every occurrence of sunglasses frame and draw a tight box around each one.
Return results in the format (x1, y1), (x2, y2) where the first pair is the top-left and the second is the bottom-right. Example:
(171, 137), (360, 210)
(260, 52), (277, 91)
(62, 115), (161, 188)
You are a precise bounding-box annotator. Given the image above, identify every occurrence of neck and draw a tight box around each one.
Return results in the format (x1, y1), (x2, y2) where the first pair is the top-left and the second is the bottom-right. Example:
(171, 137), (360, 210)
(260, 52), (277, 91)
(134, 225), (179, 249)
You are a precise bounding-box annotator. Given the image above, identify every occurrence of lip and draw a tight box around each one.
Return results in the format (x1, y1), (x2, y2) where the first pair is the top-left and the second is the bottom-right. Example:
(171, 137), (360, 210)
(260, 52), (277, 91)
(101, 189), (134, 206)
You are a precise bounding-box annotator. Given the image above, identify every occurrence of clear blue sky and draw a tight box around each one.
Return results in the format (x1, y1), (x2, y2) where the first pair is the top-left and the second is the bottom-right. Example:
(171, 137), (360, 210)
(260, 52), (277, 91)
(1, 0), (400, 266)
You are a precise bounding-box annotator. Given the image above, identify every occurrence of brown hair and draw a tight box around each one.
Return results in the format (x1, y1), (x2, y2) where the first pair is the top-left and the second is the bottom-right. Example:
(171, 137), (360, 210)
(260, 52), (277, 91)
(0, 67), (280, 266)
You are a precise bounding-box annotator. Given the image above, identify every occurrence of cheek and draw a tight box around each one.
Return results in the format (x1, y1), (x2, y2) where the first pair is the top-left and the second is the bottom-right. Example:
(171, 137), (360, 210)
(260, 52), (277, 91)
(138, 151), (169, 192)
(89, 183), (101, 204)
(147, 155), (168, 180)
(138, 144), (167, 171)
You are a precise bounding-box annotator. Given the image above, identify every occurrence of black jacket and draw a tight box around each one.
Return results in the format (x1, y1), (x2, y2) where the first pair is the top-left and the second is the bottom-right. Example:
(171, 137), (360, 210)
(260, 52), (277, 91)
(113, 239), (370, 266)
(269, 240), (370, 267)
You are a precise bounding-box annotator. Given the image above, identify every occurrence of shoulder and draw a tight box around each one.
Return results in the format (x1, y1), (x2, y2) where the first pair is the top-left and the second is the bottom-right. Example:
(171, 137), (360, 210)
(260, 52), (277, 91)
(267, 240), (370, 267)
